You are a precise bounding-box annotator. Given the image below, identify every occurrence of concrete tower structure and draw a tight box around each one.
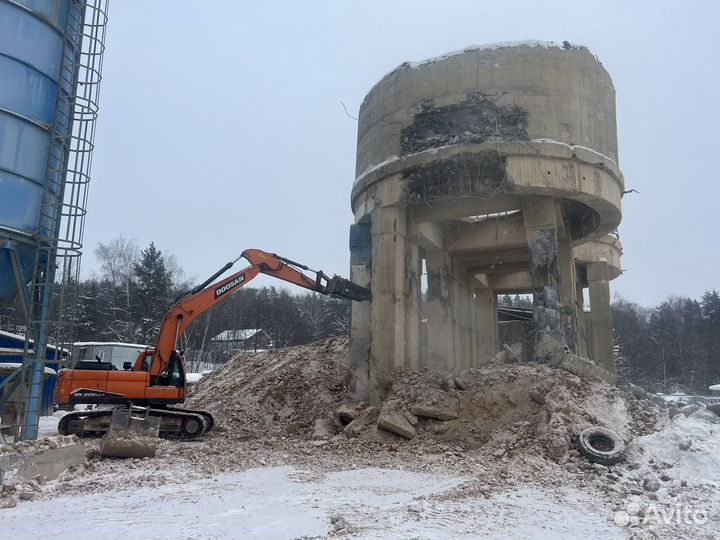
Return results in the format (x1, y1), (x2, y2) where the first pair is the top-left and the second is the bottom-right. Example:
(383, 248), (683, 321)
(348, 42), (624, 404)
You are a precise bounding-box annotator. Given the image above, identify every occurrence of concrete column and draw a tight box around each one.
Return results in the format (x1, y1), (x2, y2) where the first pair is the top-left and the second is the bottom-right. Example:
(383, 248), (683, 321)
(575, 272), (588, 358)
(348, 261), (371, 401)
(522, 197), (559, 292)
(474, 283), (497, 364)
(450, 259), (474, 369)
(348, 221), (372, 402)
(369, 206), (407, 404)
(522, 197), (565, 355)
(425, 250), (453, 370)
(404, 242), (422, 370)
(556, 221), (579, 352)
(470, 285), (479, 367)
(587, 261), (615, 379)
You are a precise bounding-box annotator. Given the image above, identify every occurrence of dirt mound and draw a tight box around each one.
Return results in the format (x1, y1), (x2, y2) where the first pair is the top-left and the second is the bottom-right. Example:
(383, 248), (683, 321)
(363, 362), (660, 462)
(187, 338), (348, 439)
(188, 338), (659, 464)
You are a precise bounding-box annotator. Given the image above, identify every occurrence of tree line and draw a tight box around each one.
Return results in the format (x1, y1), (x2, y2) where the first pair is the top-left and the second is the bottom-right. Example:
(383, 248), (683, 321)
(613, 292), (720, 394)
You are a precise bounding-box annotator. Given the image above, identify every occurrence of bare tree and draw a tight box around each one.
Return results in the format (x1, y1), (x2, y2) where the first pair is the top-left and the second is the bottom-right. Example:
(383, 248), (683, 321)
(164, 252), (193, 292)
(297, 294), (330, 340)
(94, 236), (140, 341)
(95, 235), (139, 288)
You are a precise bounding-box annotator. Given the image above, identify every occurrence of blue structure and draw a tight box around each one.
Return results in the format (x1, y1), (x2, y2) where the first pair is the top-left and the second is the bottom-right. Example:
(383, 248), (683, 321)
(0, 0), (108, 439)
(0, 330), (65, 415)
(0, 0), (78, 302)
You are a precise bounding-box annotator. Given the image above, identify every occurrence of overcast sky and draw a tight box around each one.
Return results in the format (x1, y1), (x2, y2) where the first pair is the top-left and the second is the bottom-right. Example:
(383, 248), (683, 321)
(84, 0), (720, 307)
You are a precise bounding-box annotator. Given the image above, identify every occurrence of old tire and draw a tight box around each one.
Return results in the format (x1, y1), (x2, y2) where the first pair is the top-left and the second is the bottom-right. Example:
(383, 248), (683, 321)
(577, 426), (625, 465)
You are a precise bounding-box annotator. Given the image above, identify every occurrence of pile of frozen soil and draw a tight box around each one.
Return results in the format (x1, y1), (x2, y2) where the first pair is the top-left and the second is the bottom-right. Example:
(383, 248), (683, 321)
(188, 337), (660, 462)
(360, 364), (660, 462)
(187, 338), (349, 440)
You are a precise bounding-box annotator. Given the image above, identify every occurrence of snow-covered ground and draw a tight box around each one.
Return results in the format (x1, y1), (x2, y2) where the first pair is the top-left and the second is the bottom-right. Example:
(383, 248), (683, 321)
(2, 407), (713, 540)
(37, 412), (63, 438)
(653, 392), (720, 405)
(2, 346), (719, 540)
(2, 466), (625, 540)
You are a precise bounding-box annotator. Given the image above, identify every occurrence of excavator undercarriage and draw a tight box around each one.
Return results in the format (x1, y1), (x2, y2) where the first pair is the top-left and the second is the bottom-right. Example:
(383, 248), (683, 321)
(58, 405), (214, 440)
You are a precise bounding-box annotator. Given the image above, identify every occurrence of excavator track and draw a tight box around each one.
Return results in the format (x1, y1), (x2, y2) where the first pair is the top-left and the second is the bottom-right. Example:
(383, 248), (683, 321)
(58, 407), (213, 440)
(165, 406), (215, 433)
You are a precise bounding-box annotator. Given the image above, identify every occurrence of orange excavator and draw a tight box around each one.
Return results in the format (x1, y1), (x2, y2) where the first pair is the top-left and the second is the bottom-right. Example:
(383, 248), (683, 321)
(55, 249), (370, 440)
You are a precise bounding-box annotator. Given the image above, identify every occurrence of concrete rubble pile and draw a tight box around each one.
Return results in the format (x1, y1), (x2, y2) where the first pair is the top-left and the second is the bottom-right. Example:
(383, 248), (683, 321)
(0, 435), (87, 508)
(183, 338), (720, 539)
(332, 362), (661, 464)
(188, 338), (661, 464)
(187, 338), (350, 441)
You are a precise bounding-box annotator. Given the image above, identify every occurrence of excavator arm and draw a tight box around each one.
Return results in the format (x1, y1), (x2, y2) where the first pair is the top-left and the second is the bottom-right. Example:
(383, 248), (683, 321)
(146, 249), (370, 377)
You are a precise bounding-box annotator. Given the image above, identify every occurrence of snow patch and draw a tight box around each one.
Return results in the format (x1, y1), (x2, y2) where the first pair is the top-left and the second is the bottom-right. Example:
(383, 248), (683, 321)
(628, 413), (720, 486)
(0, 363), (56, 375)
(365, 41), (589, 100)
(529, 138), (618, 167)
(356, 154), (400, 182)
(1, 466), (625, 540)
(585, 382), (633, 439)
(406, 40), (576, 69)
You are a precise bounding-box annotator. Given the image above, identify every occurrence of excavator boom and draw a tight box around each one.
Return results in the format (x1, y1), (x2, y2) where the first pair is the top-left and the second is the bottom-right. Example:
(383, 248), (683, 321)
(242, 249), (370, 302)
(150, 249), (370, 377)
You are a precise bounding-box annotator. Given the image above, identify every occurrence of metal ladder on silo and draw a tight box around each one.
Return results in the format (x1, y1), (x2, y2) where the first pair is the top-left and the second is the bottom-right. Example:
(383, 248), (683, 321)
(14, 0), (109, 440)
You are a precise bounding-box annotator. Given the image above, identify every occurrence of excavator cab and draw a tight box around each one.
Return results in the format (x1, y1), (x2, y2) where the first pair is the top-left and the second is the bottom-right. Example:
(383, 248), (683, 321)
(138, 350), (153, 371)
(154, 352), (185, 388)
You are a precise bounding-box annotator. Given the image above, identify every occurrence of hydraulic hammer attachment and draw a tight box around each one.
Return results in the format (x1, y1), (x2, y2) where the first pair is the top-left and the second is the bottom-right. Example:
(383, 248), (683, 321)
(327, 276), (372, 302)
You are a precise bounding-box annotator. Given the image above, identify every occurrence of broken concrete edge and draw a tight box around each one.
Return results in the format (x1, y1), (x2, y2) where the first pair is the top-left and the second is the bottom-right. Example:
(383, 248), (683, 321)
(351, 139), (623, 207)
(409, 400), (459, 421)
(335, 403), (365, 426)
(377, 402), (416, 440)
(0, 444), (87, 482)
(618, 381), (649, 400)
(550, 351), (616, 386)
(343, 406), (379, 438)
(534, 335), (615, 385)
(339, 396), (462, 441)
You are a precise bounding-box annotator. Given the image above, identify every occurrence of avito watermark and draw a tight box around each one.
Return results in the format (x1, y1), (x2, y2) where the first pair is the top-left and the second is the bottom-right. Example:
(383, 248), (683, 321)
(614, 501), (708, 527)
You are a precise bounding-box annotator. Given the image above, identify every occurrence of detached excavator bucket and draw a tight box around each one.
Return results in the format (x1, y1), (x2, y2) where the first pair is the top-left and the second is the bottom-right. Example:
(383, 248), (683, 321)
(100, 407), (160, 459)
